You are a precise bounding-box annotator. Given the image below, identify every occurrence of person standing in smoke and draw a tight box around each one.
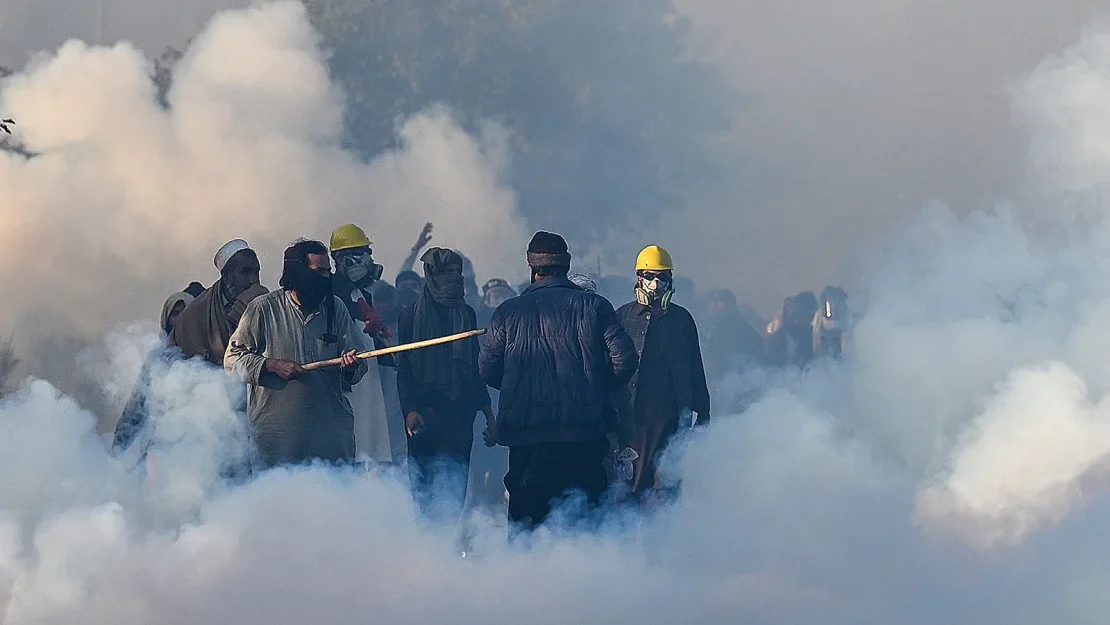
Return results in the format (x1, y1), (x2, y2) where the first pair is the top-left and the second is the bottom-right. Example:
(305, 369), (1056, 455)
(476, 278), (518, 328)
(112, 290), (195, 454)
(398, 247), (493, 523)
(764, 291), (819, 368)
(812, 285), (850, 359)
(615, 245), (710, 504)
(225, 240), (366, 469)
(480, 231), (638, 534)
(329, 224), (402, 465)
(160, 292), (193, 337)
(702, 289), (764, 385)
(395, 270), (424, 311)
(171, 239), (269, 366)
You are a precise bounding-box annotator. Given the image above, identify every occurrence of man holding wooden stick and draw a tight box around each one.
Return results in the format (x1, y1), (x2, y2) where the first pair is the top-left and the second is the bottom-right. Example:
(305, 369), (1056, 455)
(225, 240), (366, 470)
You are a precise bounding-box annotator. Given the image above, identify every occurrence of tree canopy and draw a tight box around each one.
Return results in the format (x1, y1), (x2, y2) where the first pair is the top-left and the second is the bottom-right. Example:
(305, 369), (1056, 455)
(305, 0), (731, 243)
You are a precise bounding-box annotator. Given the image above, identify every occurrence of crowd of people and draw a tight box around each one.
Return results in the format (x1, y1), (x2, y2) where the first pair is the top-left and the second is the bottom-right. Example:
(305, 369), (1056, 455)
(113, 221), (853, 534)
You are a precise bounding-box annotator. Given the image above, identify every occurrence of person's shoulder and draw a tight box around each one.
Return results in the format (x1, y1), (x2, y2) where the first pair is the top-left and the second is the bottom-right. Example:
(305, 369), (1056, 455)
(667, 303), (698, 324)
(237, 283), (270, 304)
(668, 302), (693, 316)
(248, 289), (286, 313)
(615, 300), (638, 315)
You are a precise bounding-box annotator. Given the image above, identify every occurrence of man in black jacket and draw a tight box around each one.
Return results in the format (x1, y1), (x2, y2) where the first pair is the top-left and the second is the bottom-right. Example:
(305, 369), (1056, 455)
(479, 231), (638, 532)
(616, 245), (710, 503)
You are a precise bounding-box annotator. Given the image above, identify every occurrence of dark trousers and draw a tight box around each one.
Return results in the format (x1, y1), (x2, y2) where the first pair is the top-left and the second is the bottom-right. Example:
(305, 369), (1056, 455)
(408, 407), (475, 524)
(504, 438), (609, 533)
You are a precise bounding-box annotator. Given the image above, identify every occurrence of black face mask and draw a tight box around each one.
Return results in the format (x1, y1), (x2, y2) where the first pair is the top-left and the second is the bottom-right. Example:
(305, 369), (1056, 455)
(300, 272), (333, 310)
(285, 260), (333, 310)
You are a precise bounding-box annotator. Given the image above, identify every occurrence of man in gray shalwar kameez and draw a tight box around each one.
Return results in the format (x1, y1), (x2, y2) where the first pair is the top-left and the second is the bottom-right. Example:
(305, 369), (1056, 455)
(225, 240), (367, 469)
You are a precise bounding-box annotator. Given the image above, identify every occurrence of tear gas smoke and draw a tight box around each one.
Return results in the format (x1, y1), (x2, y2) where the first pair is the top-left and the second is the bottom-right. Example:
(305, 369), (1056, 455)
(4, 2), (1110, 625)
(0, 0), (527, 407)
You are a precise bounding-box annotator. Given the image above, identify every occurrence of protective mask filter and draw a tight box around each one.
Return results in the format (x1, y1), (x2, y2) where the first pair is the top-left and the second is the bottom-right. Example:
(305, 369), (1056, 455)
(337, 252), (383, 285)
(635, 275), (673, 308)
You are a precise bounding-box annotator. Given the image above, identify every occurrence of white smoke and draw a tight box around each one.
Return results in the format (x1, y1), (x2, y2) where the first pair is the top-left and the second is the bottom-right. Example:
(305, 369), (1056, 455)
(8, 3), (1110, 624)
(0, 0), (527, 388)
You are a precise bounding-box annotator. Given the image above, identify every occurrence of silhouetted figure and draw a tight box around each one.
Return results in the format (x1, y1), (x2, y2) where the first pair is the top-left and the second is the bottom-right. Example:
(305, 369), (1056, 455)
(764, 291), (818, 368)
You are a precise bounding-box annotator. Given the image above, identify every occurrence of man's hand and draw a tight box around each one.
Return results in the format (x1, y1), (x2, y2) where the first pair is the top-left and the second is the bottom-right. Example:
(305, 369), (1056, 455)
(413, 222), (433, 251)
(265, 358), (305, 381)
(481, 405), (498, 446)
(406, 411), (425, 437)
(339, 350), (360, 370)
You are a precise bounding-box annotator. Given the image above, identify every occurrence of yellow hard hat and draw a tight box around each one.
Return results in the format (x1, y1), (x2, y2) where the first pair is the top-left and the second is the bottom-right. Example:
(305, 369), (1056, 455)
(330, 224), (372, 252)
(636, 245), (674, 272)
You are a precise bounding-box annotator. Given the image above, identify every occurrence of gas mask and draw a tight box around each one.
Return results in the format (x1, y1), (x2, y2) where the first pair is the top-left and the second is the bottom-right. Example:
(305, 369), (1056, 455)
(635, 270), (674, 308)
(335, 250), (383, 286)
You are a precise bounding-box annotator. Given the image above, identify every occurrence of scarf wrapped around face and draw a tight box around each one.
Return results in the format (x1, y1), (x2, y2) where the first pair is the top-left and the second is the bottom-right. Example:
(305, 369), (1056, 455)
(408, 248), (477, 399)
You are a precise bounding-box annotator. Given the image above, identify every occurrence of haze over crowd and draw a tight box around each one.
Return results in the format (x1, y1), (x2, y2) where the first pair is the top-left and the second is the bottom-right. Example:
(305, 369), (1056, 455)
(3, 1), (1110, 623)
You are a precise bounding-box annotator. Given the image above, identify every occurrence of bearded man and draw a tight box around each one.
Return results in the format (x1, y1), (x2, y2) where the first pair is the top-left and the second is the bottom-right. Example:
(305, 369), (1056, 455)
(171, 239), (269, 365)
(225, 240), (366, 469)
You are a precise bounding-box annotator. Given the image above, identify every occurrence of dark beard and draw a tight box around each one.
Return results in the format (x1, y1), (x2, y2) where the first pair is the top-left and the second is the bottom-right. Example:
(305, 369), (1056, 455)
(222, 277), (255, 302)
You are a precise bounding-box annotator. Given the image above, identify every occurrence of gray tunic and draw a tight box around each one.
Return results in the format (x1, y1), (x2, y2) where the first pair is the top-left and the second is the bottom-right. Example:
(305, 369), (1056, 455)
(225, 290), (368, 468)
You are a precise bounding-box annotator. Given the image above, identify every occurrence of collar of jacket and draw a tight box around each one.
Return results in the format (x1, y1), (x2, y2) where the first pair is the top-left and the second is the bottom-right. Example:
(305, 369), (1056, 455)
(634, 302), (669, 317)
(521, 275), (578, 295)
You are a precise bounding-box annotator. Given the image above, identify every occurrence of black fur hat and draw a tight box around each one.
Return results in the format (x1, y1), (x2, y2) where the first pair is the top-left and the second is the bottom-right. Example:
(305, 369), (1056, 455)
(526, 231), (571, 268)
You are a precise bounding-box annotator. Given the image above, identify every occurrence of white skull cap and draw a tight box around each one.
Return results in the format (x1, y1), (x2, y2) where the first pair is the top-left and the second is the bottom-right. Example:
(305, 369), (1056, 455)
(214, 239), (251, 272)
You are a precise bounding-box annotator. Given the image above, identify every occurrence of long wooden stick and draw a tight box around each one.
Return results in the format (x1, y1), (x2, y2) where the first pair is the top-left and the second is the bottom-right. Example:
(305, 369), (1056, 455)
(301, 328), (487, 371)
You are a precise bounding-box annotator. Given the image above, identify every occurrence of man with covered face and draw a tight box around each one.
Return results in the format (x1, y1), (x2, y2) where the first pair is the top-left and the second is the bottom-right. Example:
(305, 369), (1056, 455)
(329, 224), (402, 464)
(225, 239), (366, 469)
(398, 247), (492, 522)
(615, 245), (710, 503)
(171, 239), (269, 366)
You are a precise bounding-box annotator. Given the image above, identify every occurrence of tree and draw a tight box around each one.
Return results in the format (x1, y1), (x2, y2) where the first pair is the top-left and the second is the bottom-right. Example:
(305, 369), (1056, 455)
(304, 0), (731, 244)
(0, 335), (20, 399)
(153, 46), (185, 109)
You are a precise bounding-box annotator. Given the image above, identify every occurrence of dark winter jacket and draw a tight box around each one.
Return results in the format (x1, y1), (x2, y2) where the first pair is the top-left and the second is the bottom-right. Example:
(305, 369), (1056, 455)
(479, 276), (639, 446)
(616, 302), (711, 421)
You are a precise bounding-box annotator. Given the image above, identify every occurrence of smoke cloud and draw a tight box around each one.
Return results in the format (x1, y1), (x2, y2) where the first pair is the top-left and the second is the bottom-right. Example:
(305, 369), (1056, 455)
(0, 1), (527, 405)
(4, 2), (1110, 625)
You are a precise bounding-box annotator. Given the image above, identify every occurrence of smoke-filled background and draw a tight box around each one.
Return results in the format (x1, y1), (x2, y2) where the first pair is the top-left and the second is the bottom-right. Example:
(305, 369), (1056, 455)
(5, 0), (1110, 623)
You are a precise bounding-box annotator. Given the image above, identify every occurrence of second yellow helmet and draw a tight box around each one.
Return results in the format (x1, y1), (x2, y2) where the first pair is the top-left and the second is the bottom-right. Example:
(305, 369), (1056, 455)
(636, 245), (674, 272)
(330, 224), (372, 252)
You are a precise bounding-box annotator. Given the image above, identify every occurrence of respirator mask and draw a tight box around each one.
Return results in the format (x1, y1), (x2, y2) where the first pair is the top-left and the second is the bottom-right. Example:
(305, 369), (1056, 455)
(635, 270), (674, 309)
(335, 249), (384, 286)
